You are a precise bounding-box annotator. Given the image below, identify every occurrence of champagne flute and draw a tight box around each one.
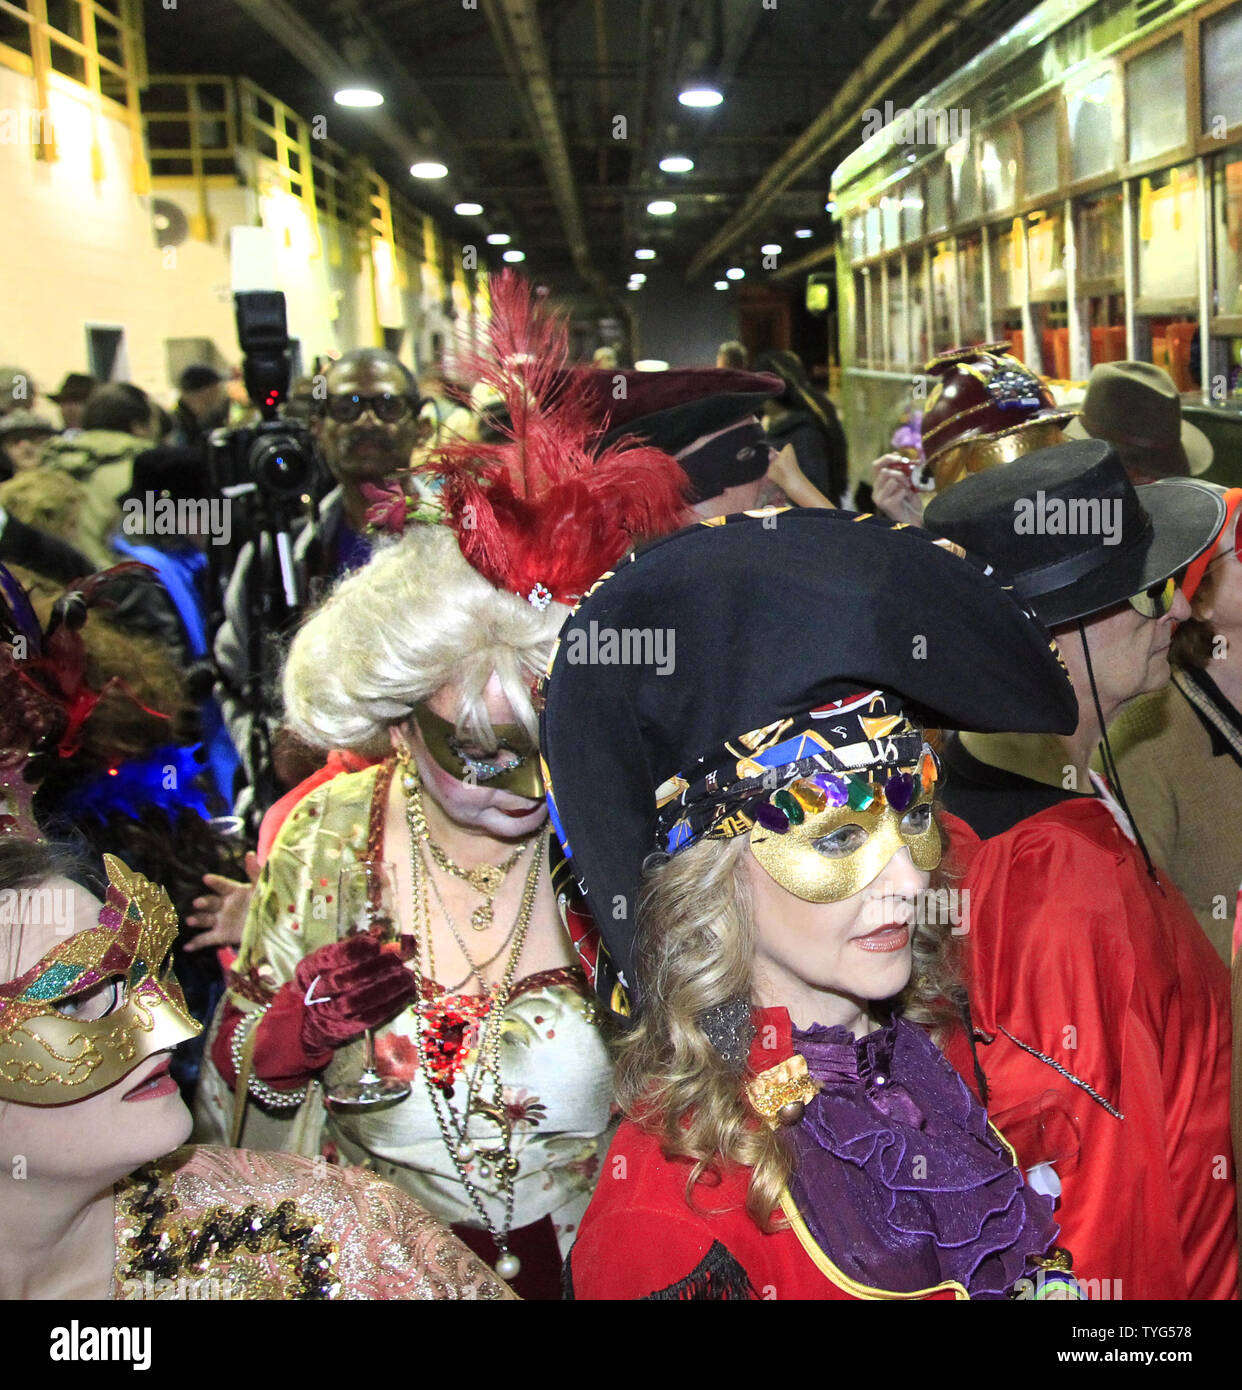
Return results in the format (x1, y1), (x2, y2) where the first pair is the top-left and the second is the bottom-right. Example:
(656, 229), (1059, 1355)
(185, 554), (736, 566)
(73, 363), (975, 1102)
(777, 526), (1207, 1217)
(326, 860), (412, 1110)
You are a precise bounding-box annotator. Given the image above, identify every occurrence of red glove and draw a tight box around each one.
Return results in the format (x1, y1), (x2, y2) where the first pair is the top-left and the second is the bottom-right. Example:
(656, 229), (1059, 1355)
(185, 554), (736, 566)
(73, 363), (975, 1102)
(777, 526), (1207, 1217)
(293, 934), (417, 1053)
(215, 936), (418, 1092)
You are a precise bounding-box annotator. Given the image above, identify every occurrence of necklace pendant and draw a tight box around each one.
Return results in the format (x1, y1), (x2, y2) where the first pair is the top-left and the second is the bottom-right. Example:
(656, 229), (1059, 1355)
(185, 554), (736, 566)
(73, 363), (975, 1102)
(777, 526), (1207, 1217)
(470, 865), (503, 895)
(470, 901), (493, 932)
(495, 1250), (521, 1281)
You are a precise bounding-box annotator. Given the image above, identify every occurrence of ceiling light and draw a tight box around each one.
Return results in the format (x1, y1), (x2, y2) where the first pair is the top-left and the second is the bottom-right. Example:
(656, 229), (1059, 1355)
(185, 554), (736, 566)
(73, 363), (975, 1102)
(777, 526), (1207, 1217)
(629, 273), (647, 284)
(725, 267), (745, 280)
(761, 243), (782, 255)
(647, 200), (677, 216)
(410, 161), (448, 179)
(454, 202), (484, 216)
(487, 232), (512, 245)
(334, 87), (383, 108)
(635, 359), (670, 371)
(502, 249), (525, 262)
(825, 201), (837, 214)
(794, 228), (813, 238)
(627, 281), (642, 291)
(659, 155), (695, 173)
(714, 279), (729, 290)
(634, 248), (656, 260)
(679, 85), (723, 108)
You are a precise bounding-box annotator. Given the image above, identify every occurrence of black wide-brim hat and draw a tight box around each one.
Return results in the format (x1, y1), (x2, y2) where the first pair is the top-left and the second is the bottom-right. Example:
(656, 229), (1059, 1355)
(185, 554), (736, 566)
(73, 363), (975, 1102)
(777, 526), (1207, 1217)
(540, 508), (1078, 1021)
(923, 438), (1225, 627)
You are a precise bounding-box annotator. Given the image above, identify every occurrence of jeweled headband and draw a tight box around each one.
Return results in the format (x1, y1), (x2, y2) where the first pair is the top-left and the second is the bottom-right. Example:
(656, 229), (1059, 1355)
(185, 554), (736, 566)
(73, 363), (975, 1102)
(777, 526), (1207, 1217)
(0, 854), (200, 1104)
(653, 691), (939, 854)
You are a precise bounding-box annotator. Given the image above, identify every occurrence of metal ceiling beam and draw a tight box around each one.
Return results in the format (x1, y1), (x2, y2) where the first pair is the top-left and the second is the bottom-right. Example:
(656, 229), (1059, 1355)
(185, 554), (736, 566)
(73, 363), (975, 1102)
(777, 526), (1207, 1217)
(768, 241), (837, 283)
(480, 0), (596, 290)
(229, 0), (510, 233)
(686, 0), (994, 280)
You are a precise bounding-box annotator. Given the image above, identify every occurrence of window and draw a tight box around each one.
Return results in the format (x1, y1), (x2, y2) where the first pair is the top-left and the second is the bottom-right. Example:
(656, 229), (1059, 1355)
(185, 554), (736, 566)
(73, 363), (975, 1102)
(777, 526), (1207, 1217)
(959, 234), (986, 343)
(901, 184), (924, 243)
(1135, 162), (1200, 309)
(925, 161), (949, 234)
(887, 261), (908, 367)
(1202, 6), (1242, 136)
(931, 239), (957, 351)
(881, 196), (902, 252)
(1075, 188), (1124, 287)
(990, 223), (1022, 309)
(1027, 212), (1067, 302)
(1211, 152), (1242, 319)
(1067, 70), (1115, 182)
(1022, 107), (1060, 199)
(948, 137), (980, 223)
(981, 128), (1017, 213)
(1126, 37), (1188, 163)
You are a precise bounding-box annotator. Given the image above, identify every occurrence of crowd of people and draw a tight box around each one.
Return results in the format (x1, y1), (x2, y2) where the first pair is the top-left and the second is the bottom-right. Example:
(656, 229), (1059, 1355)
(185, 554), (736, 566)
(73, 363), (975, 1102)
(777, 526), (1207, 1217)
(0, 277), (1238, 1303)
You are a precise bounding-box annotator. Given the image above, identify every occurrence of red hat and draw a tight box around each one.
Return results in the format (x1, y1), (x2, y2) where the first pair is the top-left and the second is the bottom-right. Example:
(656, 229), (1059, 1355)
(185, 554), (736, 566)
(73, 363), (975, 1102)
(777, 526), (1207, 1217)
(921, 344), (1073, 492)
(412, 273), (690, 609)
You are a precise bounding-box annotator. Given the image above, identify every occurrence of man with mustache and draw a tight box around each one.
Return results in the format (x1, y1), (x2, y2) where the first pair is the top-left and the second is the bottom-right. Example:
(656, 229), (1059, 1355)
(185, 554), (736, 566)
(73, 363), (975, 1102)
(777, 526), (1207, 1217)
(215, 349), (423, 817)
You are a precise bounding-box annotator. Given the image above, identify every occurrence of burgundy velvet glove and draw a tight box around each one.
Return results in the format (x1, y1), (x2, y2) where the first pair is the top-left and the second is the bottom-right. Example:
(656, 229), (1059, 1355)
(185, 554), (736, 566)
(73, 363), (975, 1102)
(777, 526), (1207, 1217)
(223, 935), (419, 1091)
(293, 934), (418, 1053)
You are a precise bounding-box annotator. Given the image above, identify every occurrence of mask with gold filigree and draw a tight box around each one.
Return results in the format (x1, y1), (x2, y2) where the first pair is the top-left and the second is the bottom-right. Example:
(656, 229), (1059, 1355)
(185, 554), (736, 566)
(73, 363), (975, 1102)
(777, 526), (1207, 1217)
(653, 691), (942, 903)
(0, 854), (200, 1104)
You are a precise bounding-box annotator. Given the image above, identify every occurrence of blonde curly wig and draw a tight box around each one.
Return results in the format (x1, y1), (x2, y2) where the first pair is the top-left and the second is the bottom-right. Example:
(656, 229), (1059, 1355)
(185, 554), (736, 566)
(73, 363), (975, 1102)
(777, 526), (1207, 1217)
(614, 820), (967, 1232)
(282, 524), (569, 755)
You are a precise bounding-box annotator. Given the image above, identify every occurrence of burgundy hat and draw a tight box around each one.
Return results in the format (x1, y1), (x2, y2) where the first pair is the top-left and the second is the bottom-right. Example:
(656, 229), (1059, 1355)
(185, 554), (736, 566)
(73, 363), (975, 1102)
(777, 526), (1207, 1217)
(551, 367), (784, 502)
(922, 344), (1073, 492)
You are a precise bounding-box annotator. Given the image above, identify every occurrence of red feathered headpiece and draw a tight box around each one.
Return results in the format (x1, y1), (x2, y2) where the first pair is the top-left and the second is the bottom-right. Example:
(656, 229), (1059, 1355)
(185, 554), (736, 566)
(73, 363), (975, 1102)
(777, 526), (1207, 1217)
(412, 271), (689, 609)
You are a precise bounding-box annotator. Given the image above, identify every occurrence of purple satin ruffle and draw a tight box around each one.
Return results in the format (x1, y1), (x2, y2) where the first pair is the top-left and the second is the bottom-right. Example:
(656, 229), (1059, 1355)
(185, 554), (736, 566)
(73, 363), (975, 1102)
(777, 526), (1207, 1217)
(785, 1016), (1058, 1299)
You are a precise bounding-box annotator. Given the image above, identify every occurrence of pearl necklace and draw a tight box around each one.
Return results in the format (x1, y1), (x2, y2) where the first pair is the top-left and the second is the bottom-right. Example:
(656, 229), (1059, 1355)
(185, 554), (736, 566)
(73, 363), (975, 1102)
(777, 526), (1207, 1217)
(400, 760), (544, 1283)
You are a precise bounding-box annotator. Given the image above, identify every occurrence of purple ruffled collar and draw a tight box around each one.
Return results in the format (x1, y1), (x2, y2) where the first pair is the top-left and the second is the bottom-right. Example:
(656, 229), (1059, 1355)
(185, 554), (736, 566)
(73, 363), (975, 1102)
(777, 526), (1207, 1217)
(785, 1015), (1058, 1299)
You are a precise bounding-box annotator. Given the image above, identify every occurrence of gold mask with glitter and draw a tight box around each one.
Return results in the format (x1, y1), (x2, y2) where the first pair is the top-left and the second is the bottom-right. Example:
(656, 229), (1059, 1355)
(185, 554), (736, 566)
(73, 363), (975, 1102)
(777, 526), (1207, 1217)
(0, 855), (200, 1105)
(750, 790), (942, 904)
(413, 703), (543, 799)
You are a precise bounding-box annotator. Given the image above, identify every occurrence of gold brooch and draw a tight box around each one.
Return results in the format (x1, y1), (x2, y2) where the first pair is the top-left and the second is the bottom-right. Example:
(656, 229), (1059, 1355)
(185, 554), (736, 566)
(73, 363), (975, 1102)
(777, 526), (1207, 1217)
(746, 1054), (819, 1128)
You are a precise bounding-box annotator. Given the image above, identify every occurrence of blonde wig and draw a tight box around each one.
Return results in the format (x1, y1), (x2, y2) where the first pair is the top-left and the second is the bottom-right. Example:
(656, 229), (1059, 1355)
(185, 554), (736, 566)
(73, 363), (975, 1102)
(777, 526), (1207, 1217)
(614, 821), (967, 1232)
(282, 524), (569, 755)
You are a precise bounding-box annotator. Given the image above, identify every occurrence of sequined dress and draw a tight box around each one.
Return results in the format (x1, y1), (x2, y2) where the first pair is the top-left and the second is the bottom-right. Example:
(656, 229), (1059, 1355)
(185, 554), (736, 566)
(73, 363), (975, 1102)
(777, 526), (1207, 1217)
(113, 1146), (513, 1300)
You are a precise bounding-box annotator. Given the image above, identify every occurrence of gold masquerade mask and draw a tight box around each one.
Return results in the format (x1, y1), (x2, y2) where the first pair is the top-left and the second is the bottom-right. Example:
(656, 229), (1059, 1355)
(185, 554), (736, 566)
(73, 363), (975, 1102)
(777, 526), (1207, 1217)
(749, 774), (942, 903)
(0, 855), (200, 1105)
(413, 703), (543, 799)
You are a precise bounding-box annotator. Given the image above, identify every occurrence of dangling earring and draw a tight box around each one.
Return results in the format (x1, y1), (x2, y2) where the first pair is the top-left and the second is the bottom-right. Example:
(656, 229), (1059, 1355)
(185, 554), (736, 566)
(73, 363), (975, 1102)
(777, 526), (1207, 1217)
(393, 732), (418, 789)
(698, 997), (755, 1072)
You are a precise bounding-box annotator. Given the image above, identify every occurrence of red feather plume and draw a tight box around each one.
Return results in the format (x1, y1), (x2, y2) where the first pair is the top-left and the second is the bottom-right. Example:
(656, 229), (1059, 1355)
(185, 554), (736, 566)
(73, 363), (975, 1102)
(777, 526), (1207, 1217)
(415, 270), (688, 606)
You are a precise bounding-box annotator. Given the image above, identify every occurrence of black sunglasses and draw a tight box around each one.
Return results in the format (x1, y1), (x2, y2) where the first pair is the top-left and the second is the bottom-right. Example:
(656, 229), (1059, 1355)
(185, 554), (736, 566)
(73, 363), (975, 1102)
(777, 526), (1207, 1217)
(322, 392), (418, 424)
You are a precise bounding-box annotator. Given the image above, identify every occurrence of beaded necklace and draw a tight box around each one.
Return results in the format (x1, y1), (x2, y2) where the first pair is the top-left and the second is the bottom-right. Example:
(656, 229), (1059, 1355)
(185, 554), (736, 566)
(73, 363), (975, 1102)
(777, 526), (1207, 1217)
(398, 760), (544, 1282)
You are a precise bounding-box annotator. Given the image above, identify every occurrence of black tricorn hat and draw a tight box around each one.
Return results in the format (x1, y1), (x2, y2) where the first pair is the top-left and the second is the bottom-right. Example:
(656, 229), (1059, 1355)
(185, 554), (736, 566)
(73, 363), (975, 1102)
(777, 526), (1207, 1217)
(923, 438), (1224, 627)
(540, 508), (1078, 1021)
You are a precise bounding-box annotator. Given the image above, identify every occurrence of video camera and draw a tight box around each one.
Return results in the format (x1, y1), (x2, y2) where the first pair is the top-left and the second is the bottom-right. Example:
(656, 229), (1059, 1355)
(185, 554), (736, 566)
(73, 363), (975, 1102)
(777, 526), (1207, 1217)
(208, 291), (317, 502)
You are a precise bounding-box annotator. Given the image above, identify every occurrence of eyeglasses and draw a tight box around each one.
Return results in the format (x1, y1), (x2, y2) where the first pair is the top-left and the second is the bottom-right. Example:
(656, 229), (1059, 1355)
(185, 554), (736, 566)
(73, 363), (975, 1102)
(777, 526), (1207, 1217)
(1128, 576), (1176, 619)
(322, 392), (416, 424)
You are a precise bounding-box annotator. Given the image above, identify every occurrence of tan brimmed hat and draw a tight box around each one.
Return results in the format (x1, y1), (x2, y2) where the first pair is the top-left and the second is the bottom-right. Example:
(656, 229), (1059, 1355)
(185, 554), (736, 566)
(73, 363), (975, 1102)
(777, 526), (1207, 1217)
(1064, 360), (1212, 477)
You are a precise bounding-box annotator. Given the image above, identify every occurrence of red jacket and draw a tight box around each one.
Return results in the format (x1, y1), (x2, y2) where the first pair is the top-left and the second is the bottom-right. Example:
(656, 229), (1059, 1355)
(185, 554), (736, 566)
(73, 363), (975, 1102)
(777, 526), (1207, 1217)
(568, 1009), (962, 1300)
(942, 804), (1238, 1300)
